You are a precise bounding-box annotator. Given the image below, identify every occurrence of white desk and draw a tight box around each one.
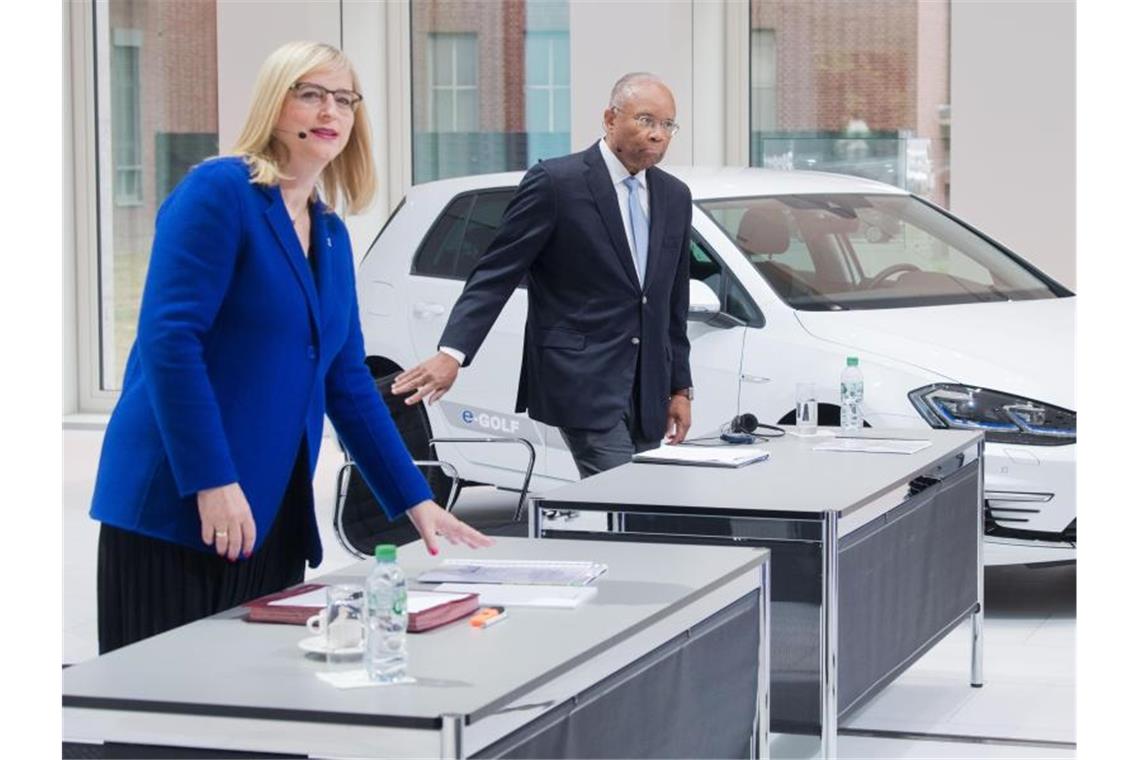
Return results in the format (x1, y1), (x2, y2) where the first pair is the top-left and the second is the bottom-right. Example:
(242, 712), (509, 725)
(531, 429), (985, 759)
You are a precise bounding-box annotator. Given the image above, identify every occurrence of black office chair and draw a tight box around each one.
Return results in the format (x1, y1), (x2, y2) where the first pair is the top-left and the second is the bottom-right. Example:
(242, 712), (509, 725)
(330, 375), (537, 558)
(333, 437), (536, 558)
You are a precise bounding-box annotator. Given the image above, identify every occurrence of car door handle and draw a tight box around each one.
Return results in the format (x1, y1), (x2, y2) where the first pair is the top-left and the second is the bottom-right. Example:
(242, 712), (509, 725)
(741, 374), (771, 384)
(413, 302), (447, 318)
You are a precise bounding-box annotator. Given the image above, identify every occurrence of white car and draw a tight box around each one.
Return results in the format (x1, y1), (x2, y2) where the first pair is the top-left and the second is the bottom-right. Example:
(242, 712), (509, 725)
(357, 167), (1076, 564)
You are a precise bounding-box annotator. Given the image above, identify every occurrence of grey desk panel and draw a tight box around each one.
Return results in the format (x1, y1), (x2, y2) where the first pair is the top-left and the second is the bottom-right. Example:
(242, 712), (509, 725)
(539, 429), (980, 519)
(64, 538), (766, 729)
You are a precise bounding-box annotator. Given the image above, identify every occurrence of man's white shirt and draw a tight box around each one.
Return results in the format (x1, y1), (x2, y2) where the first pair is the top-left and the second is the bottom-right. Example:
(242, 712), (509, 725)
(597, 135), (650, 268)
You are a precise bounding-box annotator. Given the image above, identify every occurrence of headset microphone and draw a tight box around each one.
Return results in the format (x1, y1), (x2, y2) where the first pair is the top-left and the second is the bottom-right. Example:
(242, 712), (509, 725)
(297, 131), (307, 139)
(719, 413), (786, 444)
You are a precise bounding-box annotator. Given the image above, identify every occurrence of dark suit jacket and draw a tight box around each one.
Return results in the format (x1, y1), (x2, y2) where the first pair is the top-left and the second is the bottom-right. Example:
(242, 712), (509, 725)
(89, 157), (431, 565)
(439, 141), (693, 439)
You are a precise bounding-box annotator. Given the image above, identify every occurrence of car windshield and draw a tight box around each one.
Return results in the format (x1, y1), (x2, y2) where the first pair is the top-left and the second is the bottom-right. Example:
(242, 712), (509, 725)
(698, 194), (1064, 311)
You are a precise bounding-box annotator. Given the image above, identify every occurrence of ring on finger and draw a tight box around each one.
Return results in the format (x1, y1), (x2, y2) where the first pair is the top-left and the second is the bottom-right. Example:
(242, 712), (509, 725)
(215, 528), (229, 539)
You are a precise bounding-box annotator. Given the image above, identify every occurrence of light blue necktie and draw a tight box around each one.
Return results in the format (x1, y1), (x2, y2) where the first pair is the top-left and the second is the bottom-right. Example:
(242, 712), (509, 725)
(621, 176), (649, 286)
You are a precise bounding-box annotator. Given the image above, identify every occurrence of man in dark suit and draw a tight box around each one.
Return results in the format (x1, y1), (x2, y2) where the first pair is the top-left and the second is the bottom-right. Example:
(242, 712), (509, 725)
(393, 73), (693, 478)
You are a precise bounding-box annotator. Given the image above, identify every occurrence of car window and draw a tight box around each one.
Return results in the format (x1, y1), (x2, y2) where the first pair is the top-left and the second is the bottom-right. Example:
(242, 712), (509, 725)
(699, 194), (1064, 311)
(411, 190), (516, 280)
(690, 234), (763, 326)
(412, 195), (473, 278)
(457, 191), (514, 280)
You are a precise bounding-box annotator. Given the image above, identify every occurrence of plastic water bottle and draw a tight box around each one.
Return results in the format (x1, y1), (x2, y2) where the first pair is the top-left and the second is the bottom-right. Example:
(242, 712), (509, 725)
(840, 356), (864, 432)
(364, 544), (408, 683)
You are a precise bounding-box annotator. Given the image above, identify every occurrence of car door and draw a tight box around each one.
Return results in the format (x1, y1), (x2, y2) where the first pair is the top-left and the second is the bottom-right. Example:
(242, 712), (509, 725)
(405, 190), (548, 477)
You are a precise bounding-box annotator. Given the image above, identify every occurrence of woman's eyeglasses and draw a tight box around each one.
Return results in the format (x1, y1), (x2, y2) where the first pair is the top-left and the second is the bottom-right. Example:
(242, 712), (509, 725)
(290, 81), (363, 113)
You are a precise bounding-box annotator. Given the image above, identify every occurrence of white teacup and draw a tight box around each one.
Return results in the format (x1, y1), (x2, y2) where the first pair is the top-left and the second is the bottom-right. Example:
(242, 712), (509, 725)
(306, 584), (363, 651)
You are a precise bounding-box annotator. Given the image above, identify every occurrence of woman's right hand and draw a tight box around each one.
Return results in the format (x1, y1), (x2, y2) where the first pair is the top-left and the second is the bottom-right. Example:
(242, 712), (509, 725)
(198, 483), (257, 561)
(405, 500), (494, 555)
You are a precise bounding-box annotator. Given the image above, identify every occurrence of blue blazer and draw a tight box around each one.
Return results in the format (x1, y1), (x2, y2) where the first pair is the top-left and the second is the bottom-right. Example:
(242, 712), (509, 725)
(439, 142), (693, 439)
(89, 156), (431, 565)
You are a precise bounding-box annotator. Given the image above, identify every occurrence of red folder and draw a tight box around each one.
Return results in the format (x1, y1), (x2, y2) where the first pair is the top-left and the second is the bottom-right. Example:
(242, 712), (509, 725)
(244, 583), (326, 625)
(243, 584), (479, 632)
(408, 591), (480, 633)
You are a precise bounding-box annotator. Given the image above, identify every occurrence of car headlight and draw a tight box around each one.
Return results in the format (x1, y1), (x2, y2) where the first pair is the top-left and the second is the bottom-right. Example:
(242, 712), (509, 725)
(908, 384), (1075, 446)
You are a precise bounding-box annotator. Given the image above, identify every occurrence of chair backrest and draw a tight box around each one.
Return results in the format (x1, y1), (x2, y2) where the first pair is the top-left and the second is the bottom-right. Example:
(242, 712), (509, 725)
(735, 204), (790, 257)
(332, 374), (457, 557)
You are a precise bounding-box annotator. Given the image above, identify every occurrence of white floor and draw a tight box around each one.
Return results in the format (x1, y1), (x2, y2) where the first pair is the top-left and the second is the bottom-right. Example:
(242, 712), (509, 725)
(63, 425), (1075, 758)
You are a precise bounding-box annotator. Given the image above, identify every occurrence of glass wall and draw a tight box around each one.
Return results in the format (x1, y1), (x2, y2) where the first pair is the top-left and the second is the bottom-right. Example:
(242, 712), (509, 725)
(411, 0), (570, 183)
(748, 0), (950, 206)
(95, 0), (219, 390)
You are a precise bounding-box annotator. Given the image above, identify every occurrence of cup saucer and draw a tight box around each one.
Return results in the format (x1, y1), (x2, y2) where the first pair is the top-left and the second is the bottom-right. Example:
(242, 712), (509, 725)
(298, 635), (364, 657)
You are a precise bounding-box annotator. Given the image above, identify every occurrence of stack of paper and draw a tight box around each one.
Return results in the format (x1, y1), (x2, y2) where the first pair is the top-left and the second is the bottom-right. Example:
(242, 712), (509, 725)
(812, 437), (932, 455)
(633, 443), (770, 468)
(433, 582), (597, 609)
(417, 558), (607, 586)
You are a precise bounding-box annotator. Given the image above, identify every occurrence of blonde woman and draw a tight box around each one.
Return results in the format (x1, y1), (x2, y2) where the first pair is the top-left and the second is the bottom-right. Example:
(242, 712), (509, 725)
(90, 41), (491, 654)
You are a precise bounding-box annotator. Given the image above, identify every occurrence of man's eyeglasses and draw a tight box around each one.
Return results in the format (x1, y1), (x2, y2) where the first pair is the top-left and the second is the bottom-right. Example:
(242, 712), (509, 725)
(612, 106), (680, 136)
(290, 81), (363, 113)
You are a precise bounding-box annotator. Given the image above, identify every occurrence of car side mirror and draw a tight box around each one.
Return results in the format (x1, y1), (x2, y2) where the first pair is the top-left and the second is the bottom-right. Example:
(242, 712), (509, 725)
(688, 279), (721, 323)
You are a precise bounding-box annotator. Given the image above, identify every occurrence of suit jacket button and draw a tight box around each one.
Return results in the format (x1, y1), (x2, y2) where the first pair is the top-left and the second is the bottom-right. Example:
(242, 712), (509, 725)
(631, 337), (640, 346)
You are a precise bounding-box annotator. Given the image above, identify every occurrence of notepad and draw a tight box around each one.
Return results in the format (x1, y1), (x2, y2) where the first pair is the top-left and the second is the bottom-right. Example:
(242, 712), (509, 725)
(813, 437), (932, 455)
(633, 443), (770, 467)
(435, 582), (597, 608)
(417, 559), (607, 586)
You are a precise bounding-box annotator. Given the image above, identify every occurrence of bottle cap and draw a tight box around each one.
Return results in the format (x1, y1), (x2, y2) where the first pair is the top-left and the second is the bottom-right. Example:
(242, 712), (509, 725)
(374, 544), (397, 561)
(846, 356), (859, 366)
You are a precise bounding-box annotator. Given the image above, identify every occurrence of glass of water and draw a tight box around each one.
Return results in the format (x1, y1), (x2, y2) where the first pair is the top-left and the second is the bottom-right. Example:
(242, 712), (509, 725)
(795, 382), (818, 435)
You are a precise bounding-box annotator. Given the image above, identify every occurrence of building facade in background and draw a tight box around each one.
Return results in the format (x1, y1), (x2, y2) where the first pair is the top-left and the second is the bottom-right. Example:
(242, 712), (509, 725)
(411, 0), (570, 182)
(103, 0), (218, 389)
(750, 0), (950, 207)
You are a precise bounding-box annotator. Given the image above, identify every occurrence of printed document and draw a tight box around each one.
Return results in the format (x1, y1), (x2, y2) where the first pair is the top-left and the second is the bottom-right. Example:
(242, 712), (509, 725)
(434, 582), (598, 608)
(417, 558), (607, 586)
(633, 443), (770, 467)
(813, 437), (932, 455)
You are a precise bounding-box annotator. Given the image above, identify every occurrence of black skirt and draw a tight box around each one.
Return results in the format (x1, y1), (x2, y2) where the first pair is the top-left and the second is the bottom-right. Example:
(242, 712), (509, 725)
(96, 443), (314, 655)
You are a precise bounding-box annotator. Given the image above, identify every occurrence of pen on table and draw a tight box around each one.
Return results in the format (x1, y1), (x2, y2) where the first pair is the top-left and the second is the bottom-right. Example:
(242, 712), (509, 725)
(470, 606), (507, 628)
(481, 611), (509, 628)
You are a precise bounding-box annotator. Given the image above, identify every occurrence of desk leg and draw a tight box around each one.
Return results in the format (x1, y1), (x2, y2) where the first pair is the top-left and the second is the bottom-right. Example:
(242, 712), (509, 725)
(529, 499), (540, 539)
(972, 441), (985, 687)
(753, 560), (771, 760)
(820, 510), (839, 760)
(440, 713), (463, 759)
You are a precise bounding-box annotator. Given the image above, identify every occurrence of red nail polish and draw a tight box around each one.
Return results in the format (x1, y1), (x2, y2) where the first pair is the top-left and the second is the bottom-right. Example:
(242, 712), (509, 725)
(429, 547), (438, 556)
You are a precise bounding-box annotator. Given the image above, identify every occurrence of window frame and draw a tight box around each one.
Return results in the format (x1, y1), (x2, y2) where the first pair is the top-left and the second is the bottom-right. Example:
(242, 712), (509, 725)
(110, 27), (143, 207)
(67, 1), (118, 414)
(524, 30), (569, 134)
(426, 32), (478, 133)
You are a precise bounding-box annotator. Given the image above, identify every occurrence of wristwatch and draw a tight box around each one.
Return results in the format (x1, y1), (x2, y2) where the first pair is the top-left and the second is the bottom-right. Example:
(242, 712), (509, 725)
(671, 387), (694, 401)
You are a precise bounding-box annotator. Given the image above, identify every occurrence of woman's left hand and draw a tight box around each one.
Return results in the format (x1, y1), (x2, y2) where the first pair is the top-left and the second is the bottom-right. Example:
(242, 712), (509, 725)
(406, 501), (495, 555)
